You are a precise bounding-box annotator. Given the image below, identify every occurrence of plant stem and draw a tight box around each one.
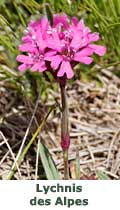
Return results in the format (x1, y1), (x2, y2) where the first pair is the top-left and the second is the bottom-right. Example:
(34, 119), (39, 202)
(63, 149), (69, 179)
(60, 79), (70, 180)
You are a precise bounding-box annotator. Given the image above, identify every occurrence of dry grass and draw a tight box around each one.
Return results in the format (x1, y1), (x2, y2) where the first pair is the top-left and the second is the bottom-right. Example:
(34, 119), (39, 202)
(0, 68), (120, 179)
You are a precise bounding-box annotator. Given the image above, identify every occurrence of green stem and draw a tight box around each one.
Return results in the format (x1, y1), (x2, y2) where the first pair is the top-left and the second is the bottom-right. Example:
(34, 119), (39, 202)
(60, 80), (70, 180)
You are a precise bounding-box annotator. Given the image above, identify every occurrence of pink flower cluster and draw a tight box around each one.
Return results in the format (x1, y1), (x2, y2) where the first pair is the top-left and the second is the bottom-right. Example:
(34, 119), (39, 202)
(17, 14), (106, 79)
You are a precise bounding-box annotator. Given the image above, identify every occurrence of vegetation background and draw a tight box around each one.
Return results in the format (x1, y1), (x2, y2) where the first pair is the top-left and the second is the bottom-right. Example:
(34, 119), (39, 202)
(0, 0), (120, 180)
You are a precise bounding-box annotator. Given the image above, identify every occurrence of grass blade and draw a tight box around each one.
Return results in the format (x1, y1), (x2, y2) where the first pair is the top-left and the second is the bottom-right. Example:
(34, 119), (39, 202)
(75, 148), (80, 180)
(96, 170), (110, 180)
(39, 142), (60, 180)
(7, 105), (55, 180)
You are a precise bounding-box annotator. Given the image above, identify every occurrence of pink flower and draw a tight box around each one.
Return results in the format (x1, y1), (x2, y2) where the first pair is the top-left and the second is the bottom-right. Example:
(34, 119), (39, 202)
(17, 18), (54, 72)
(45, 16), (106, 79)
(16, 14), (106, 79)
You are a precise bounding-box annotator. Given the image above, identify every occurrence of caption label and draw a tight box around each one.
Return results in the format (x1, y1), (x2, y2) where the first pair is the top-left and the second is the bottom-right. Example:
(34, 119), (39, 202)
(29, 183), (88, 208)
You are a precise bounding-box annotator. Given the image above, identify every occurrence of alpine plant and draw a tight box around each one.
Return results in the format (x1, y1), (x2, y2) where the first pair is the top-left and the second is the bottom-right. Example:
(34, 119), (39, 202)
(17, 14), (106, 179)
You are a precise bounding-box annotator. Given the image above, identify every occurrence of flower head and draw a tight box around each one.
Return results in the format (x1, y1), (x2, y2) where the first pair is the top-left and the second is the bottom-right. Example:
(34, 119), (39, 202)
(17, 14), (106, 79)
(17, 18), (51, 72)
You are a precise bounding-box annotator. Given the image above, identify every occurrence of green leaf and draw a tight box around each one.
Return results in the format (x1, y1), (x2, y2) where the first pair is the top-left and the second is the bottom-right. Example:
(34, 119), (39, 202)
(39, 142), (60, 180)
(44, 4), (53, 25)
(0, 14), (10, 26)
(96, 170), (110, 180)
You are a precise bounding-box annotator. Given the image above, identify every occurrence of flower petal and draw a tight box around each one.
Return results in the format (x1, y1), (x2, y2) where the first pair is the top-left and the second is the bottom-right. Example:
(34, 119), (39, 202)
(45, 50), (57, 57)
(22, 35), (32, 42)
(74, 48), (94, 57)
(57, 61), (74, 79)
(18, 64), (29, 71)
(31, 61), (46, 72)
(19, 44), (36, 52)
(70, 35), (88, 50)
(88, 44), (106, 56)
(31, 63), (40, 71)
(16, 55), (33, 64)
(35, 29), (46, 51)
(45, 55), (63, 69)
(40, 17), (49, 37)
(47, 31), (61, 52)
(39, 61), (46, 72)
(71, 17), (78, 26)
(29, 19), (41, 29)
(77, 19), (85, 30)
(53, 14), (69, 29)
(51, 56), (62, 69)
(88, 32), (100, 42)
(74, 56), (93, 64)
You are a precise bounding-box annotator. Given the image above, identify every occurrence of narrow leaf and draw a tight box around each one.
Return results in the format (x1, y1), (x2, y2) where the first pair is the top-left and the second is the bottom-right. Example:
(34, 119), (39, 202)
(75, 148), (80, 180)
(96, 170), (110, 180)
(39, 142), (60, 180)
(44, 4), (53, 25)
